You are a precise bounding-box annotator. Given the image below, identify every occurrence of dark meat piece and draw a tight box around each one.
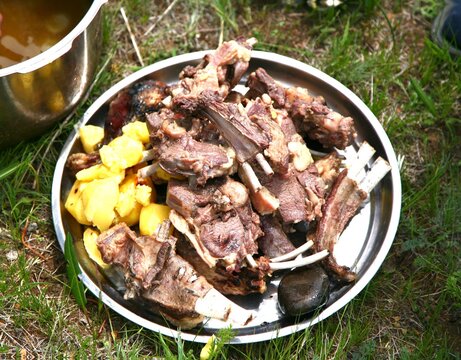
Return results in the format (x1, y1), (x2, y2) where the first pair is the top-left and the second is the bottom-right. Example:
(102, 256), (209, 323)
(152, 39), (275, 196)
(176, 236), (270, 295)
(167, 177), (261, 271)
(262, 170), (309, 224)
(129, 80), (169, 116)
(246, 68), (356, 150)
(66, 152), (101, 173)
(246, 98), (290, 174)
(314, 169), (367, 282)
(172, 37), (256, 109)
(96, 223), (211, 328)
(258, 216), (296, 258)
(200, 91), (270, 164)
(295, 164), (327, 221)
(104, 89), (131, 142)
(245, 67), (286, 108)
(158, 134), (236, 186)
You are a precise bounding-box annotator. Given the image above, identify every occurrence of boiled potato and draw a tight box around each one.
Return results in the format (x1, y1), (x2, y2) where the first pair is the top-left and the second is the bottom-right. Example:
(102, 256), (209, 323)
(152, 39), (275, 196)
(76, 163), (125, 183)
(115, 174), (139, 218)
(64, 180), (91, 225)
(82, 227), (110, 269)
(79, 125), (104, 154)
(136, 184), (154, 206)
(81, 177), (119, 231)
(139, 203), (171, 236)
(99, 135), (144, 172)
(122, 121), (150, 144)
(115, 202), (142, 227)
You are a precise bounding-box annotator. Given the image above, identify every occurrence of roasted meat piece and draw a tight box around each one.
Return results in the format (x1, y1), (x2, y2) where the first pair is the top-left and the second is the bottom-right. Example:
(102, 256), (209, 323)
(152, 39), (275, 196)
(167, 177), (262, 269)
(258, 215), (296, 258)
(97, 222), (254, 328)
(66, 152), (101, 173)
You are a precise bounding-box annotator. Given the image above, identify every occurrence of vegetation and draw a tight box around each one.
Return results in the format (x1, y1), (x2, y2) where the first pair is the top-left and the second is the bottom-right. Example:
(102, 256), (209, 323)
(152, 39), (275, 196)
(0, 0), (459, 358)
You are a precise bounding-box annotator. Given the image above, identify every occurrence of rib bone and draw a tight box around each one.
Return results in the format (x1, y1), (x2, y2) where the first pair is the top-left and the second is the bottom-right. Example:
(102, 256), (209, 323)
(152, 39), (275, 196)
(359, 157), (391, 193)
(270, 240), (314, 263)
(269, 250), (329, 271)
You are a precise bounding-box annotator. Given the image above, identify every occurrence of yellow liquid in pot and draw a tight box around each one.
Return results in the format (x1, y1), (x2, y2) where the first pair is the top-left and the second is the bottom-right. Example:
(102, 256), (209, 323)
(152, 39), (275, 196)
(0, 0), (92, 68)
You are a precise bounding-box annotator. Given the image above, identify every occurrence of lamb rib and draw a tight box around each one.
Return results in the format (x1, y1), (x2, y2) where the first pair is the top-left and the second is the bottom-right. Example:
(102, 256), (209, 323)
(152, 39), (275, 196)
(96, 222), (254, 328)
(314, 143), (391, 282)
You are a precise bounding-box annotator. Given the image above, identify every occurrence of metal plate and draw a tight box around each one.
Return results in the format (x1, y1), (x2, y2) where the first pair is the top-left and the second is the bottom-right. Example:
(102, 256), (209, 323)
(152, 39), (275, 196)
(51, 51), (402, 344)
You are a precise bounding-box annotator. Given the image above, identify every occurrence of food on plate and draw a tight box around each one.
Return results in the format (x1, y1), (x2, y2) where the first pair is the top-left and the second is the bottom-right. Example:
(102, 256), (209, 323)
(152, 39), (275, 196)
(63, 37), (391, 328)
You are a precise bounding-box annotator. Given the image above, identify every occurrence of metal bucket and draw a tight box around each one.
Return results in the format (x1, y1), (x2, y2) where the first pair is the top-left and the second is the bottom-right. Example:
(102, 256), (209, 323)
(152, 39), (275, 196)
(0, 0), (107, 149)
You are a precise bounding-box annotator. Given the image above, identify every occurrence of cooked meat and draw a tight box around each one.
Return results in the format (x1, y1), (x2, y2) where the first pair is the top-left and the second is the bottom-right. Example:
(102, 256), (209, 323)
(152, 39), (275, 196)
(66, 152), (101, 173)
(176, 235), (270, 295)
(200, 91), (271, 164)
(245, 67), (286, 108)
(246, 67), (356, 150)
(295, 164), (327, 221)
(104, 89), (132, 142)
(172, 37), (256, 110)
(314, 152), (342, 195)
(129, 80), (169, 116)
(314, 169), (367, 282)
(167, 177), (261, 271)
(246, 98), (290, 174)
(96, 223), (212, 328)
(258, 215), (296, 258)
(158, 134), (236, 186)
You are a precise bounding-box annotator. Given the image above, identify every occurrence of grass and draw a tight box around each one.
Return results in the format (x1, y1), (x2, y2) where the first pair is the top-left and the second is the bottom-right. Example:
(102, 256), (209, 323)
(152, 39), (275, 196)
(1, 0), (460, 358)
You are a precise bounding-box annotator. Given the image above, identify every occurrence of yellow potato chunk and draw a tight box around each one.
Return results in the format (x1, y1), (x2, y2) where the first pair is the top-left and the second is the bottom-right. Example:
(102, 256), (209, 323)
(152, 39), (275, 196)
(122, 121), (150, 144)
(76, 163), (125, 183)
(79, 125), (104, 154)
(82, 227), (109, 269)
(99, 135), (143, 172)
(81, 177), (119, 231)
(135, 184), (153, 206)
(64, 180), (91, 225)
(115, 174), (138, 218)
(139, 203), (171, 236)
(115, 202), (142, 227)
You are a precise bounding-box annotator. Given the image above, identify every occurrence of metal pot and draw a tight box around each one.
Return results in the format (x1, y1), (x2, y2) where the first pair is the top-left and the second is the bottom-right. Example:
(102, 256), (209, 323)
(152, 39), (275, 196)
(0, 0), (107, 149)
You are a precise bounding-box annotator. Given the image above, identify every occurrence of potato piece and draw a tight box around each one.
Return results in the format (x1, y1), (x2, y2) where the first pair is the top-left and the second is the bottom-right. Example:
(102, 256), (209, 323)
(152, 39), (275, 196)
(79, 125), (104, 154)
(116, 202), (142, 227)
(65, 180), (91, 225)
(99, 135), (143, 172)
(122, 121), (150, 144)
(139, 203), (171, 236)
(115, 174), (138, 218)
(82, 227), (110, 269)
(135, 184), (154, 206)
(81, 177), (119, 231)
(76, 163), (125, 183)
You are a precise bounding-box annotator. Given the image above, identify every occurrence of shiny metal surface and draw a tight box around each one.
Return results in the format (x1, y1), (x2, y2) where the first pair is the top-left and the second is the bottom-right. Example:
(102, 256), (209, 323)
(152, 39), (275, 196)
(52, 51), (402, 344)
(0, 0), (107, 149)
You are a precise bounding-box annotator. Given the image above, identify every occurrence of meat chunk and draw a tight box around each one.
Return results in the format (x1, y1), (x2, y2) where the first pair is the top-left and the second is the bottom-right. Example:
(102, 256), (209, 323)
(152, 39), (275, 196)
(158, 134), (236, 186)
(66, 152), (101, 173)
(246, 67), (286, 108)
(97, 222), (254, 328)
(258, 216), (296, 258)
(176, 236), (270, 295)
(167, 177), (262, 271)
(314, 169), (367, 282)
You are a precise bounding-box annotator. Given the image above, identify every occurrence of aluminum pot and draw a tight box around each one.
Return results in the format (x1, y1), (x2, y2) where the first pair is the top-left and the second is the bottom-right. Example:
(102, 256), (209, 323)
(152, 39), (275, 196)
(0, 0), (107, 149)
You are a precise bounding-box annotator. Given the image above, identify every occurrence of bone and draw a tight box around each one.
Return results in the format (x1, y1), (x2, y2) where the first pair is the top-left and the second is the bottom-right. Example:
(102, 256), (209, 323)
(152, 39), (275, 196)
(241, 162), (262, 192)
(348, 142), (376, 181)
(194, 288), (254, 325)
(270, 240), (314, 263)
(137, 162), (159, 178)
(245, 254), (258, 268)
(255, 153), (274, 176)
(142, 149), (157, 162)
(358, 157), (391, 193)
(269, 249), (329, 271)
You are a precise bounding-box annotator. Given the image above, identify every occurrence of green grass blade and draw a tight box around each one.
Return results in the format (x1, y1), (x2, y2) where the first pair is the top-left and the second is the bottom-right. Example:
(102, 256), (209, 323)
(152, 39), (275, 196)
(0, 161), (24, 181)
(64, 232), (87, 311)
(410, 77), (436, 116)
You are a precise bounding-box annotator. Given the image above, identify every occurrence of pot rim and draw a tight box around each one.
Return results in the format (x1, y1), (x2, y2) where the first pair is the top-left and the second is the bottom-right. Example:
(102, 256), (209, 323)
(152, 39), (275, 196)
(0, 0), (107, 77)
